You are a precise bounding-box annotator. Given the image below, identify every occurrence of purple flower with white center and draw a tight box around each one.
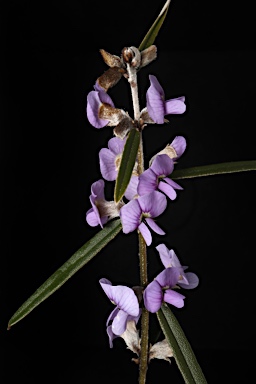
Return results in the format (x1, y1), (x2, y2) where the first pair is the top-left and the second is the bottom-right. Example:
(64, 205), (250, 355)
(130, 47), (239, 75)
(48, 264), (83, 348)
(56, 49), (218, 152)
(143, 267), (186, 313)
(86, 179), (120, 228)
(119, 191), (167, 246)
(146, 75), (186, 124)
(86, 85), (115, 128)
(138, 154), (183, 201)
(156, 244), (199, 289)
(99, 278), (141, 348)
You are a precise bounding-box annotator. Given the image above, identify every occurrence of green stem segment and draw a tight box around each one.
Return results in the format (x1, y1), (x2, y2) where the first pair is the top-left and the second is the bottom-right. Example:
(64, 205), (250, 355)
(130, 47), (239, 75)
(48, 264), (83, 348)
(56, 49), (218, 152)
(137, 139), (149, 384)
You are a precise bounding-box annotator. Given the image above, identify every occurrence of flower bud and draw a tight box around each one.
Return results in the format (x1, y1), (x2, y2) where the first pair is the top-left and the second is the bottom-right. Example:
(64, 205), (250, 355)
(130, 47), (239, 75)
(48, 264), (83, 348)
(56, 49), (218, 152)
(122, 46), (141, 69)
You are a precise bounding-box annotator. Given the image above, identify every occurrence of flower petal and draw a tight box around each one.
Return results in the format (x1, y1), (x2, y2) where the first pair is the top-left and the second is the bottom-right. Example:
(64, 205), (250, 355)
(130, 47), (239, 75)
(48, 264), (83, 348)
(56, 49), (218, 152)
(170, 136), (187, 159)
(165, 97), (186, 115)
(86, 91), (109, 128)
(112, 309), (129, 335)
(145, 218), (165, 235)
(146, 75), (165, 124)
(120, 199), (141, 233)
(138, 169), (157, 196)
(155, 243), (171, 268)
(155, 267), (181, 288)
(138, 222), (152, 246)
(163, 177), (183, 190)
(99, 148), (117, 181)
(179, 272), (199, 289)
(107, 325), (118, 348)
(143, 280), (163, 313)
(138, 191), (167, 218)
(150, 154), (174, 177)
(99, 282), (139, 316)
(124, 176), (139, 200)
(158, 180), (177, 200)
(164, 289), (185, 308)
(108, 136), (126, 155)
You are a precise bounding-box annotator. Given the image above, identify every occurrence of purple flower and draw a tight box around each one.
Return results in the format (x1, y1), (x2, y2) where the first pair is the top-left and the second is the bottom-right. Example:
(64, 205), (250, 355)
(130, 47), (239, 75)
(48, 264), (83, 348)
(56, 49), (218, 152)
(138, 154), (183, 200)
(143, 267), (186, 313)
(86, 179), (120, 228)
(156, 244), (199, 289)
(86, 85), (115, 128)
(99, 278), (141, 348)
(119, 191), (167, 246)
(146, 75), (186, 124)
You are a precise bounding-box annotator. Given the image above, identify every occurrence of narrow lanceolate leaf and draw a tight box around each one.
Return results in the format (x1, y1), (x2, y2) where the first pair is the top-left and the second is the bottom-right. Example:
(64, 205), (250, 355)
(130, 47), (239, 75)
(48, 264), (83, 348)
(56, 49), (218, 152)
(138, 0), (171, 51)
(157, 304), (208, 384)
(171, 160), (256, 180)
(8, 219), (122, 329)
(114, 128), (140, 203)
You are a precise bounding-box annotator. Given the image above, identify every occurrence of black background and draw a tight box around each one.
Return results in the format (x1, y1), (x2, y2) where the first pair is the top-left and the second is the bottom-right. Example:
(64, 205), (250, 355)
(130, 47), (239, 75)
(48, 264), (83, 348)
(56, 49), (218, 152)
(1, 1), (256, 383)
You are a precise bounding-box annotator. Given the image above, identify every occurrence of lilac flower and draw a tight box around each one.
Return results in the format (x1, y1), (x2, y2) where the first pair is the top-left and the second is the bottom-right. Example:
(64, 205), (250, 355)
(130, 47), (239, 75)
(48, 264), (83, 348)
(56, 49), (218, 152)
(119, 191), (167, 246)
(99, 278), (141, 348)
(156, 244), (199, 289)
(146, 75), (186, 124)
(86, 85), (115, 128)
(143, 267), (186, 313)
(86, 179), (120, 228)
(138, 154), (183, 200)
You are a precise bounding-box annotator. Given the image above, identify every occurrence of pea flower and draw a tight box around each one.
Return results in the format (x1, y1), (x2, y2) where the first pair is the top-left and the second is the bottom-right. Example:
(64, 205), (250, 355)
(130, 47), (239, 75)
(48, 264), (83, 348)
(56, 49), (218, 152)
(119, 191), (167, 246)
(138, 154), (183, 200)
(143, 267), (185, 313)
(99, 278), (141, 348)
(156, 243), (199, 289)
(86, 84), (133, 136)
(146, 74), (186, 124)
(86, 179), (121, 228)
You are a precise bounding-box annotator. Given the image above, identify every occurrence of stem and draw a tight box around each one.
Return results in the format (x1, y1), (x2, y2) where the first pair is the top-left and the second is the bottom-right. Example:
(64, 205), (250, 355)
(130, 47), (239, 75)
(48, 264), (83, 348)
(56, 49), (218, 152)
(126, 62), (149, 384)
(138, 233), (149, 384)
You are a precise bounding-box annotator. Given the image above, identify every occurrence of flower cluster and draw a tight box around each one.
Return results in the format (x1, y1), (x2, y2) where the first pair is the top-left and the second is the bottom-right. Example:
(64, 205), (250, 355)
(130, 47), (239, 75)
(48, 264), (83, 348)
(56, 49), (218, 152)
(85, 46), (198, 361)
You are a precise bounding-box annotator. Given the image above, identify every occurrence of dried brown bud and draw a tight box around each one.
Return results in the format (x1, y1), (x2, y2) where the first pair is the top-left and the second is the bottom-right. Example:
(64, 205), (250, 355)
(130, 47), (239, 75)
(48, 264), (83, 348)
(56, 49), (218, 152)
(97, 67), (126, 92)
(122, 46), (141, 69)
(99, 49), (123, 68)
(113, 115), (134, 139)
(140, 45), (157, 68)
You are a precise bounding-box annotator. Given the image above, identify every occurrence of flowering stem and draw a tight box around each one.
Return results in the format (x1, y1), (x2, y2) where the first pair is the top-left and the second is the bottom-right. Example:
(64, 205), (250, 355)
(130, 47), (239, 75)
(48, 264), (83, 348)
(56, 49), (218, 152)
(126, 62), (149, 383)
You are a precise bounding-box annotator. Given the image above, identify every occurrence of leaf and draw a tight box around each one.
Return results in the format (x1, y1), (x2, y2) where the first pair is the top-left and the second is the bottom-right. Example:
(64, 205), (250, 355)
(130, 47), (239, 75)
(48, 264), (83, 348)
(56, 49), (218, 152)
(157, 304), (208, 384)
(114, 128), (140, 203)
(138, 0), (171, 51)
(8, 219), (122, 329)
(171, 160), (256, 179)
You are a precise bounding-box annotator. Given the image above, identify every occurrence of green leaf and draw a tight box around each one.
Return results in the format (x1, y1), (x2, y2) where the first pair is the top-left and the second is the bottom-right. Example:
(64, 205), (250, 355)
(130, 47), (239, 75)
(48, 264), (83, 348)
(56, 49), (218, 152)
(114, 128), (140, 203)
(8, 219), (122, 329)
(138, 0), (171, 51)
(171, 160), (256, 180)
(157, 304), (208, 384)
